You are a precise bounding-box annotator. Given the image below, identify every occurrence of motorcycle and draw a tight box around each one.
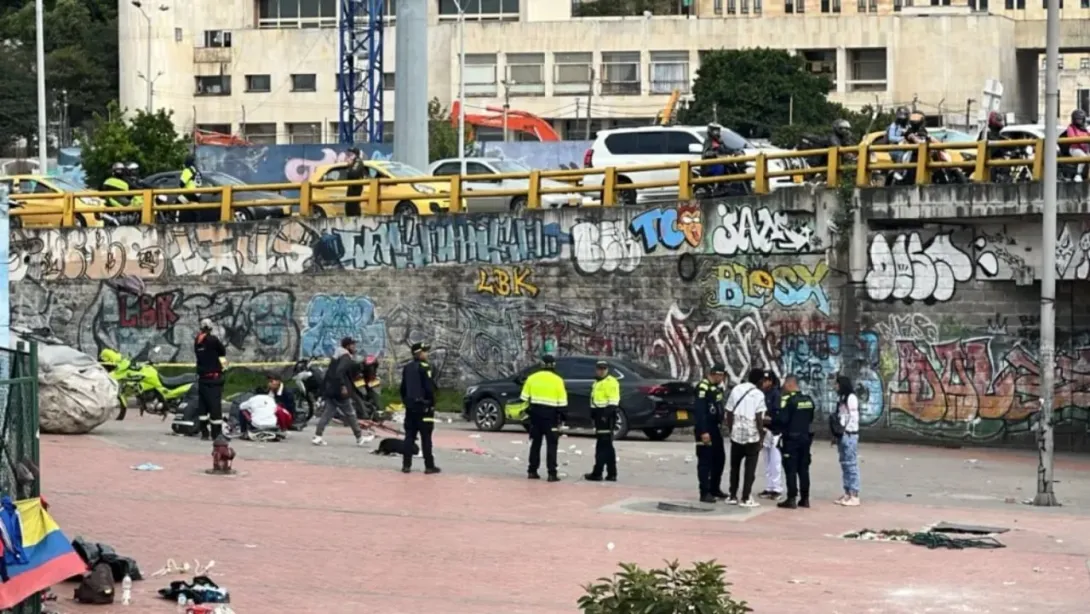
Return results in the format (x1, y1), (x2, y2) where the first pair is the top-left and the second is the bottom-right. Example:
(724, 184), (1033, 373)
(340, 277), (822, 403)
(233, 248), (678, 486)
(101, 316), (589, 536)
(350, 355), (386, 423)
(988, 143), (1034, 184)
(101, 347), (196, 420)
(291, 356), (326, 422)
(692, 157), (752, 198)
(885, 135), (968, 186)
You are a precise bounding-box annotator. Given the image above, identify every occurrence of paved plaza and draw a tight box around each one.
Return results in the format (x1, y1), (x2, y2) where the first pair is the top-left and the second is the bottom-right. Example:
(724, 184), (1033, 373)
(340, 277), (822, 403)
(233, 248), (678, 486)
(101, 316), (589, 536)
(42, 418), (1090, 613)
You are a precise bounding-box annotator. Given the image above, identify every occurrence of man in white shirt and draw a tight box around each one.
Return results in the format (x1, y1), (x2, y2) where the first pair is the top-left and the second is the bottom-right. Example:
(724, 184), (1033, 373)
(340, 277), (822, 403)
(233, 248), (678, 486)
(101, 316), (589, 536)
(724, 369), (769, 508)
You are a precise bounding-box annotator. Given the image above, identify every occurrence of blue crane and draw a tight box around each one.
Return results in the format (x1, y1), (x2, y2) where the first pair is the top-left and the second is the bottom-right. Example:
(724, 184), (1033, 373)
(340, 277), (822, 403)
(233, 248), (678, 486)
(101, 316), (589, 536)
(338, 0), (384, 144)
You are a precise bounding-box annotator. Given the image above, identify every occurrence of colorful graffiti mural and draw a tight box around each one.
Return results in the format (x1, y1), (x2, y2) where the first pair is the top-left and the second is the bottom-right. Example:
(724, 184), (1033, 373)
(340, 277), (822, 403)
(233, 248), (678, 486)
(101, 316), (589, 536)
(628, 204), (703, 253)
(196, 143), (393, 185)
(711, 204), (816, 256)
(10, 227), (163, 282)
(300, 294), (387, 358)
(706, 262), (831, 315)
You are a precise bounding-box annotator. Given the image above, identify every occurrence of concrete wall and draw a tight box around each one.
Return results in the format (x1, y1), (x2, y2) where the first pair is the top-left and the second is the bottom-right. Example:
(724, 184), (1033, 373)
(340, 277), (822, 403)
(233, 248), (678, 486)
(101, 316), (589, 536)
(10, 184), (1090, 450)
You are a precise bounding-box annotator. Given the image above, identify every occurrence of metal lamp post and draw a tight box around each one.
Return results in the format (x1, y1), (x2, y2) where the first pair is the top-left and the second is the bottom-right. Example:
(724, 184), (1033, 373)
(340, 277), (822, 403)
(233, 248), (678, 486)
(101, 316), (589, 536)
(453, 0), (467, 176)
(132, 1), (169, 113)
(34, 0), (47, 173)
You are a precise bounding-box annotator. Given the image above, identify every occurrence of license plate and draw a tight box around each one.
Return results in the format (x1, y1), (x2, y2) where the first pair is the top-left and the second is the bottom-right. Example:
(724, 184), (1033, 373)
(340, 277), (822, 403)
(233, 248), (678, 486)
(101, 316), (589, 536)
(676, 410), (688, 420)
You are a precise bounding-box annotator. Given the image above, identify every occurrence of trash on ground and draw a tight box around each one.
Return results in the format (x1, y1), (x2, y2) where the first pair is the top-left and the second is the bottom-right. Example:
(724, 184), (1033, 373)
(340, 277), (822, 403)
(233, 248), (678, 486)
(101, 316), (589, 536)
(468, 434), (481, 439)
(841, 527), (1006, 550)
(131, 463), (163, 471)
(606, 542), (615, 551)
(511, 440), (524, 445)
(158, 575), (230, 606)
(931, 521), (1009, 535)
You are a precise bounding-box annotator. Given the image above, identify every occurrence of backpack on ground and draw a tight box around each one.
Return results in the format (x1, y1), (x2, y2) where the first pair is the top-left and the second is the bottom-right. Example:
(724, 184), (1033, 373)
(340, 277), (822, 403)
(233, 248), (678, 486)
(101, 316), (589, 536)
(74, 562), (115, 604)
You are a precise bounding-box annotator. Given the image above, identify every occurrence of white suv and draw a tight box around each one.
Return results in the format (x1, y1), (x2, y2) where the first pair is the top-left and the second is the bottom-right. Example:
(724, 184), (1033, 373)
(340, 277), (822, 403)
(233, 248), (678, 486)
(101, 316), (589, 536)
(581, 125), (801, 203)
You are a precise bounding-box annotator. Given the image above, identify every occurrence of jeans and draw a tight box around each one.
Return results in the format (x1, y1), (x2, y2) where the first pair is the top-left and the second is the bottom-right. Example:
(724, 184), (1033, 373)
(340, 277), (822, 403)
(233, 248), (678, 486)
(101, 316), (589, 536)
(838, 434), (861, 495)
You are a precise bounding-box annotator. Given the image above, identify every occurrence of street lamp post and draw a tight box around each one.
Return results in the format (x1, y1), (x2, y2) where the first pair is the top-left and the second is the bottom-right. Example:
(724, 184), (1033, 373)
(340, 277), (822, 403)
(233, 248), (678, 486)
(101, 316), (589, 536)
(34, 0), (46, 173)
(453, 0), (467, 176)
(132, 1), (169, 113)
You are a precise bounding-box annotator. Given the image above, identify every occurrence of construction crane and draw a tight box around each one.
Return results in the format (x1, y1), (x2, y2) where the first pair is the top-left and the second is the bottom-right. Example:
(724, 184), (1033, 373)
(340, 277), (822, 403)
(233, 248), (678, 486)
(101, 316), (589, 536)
(654, 90), (681, 126)
(338, 0), (384, 144)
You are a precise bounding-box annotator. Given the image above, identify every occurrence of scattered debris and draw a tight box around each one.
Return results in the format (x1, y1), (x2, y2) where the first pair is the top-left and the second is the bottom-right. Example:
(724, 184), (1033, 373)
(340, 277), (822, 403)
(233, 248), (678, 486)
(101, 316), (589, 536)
(573, 450), (583, 456)
(468, 434), (481, 439)
(607, 542), (615, 552)
(272, 480), (287, 485)
(842, 527), (1006, 550)
(841, 529), (912, 542)
(1033, 567), (1042, 573)
(456, 447), (489, 456)
(511, 440), (525, 445)
(931, 522), (1009, 535)
(1004, 497), (1017, 504)
(131, 463), (163, 471)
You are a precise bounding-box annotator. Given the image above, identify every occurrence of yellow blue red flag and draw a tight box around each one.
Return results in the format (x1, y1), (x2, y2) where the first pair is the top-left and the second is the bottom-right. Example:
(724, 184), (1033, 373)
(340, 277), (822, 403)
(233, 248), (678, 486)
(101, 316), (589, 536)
(0, 497), (87, 609)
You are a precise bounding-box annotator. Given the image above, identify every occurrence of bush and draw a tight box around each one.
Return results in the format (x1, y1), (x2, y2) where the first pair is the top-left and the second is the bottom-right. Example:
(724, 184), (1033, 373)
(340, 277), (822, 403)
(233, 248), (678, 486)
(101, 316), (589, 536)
(578, 560), (752, 614)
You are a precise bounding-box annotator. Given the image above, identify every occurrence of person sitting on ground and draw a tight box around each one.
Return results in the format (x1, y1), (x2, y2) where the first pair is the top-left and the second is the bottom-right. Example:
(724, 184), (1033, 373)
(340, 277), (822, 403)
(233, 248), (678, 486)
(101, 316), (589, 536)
(263, 375), (301, 428)
(237, 377), (293, 440)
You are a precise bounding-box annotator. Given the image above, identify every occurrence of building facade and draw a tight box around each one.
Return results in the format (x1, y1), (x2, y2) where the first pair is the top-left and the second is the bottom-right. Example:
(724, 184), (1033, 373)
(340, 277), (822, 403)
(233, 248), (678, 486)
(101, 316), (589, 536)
(118, 0), (1077, 145)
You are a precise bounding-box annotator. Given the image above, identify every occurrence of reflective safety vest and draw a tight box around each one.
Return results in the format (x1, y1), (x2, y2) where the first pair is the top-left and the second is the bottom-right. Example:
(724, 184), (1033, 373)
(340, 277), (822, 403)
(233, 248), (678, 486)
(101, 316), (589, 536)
(519, 369), (568, 409)
(180, 166), (201, 189)
(102, 176), (129, 207)
(590, 375), (620, 408)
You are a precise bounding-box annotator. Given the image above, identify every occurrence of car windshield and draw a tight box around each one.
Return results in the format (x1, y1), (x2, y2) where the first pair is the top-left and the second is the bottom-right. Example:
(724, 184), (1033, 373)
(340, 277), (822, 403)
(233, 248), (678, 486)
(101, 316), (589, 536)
(615, 360), (673, 380)
(204, 172), (246, 186)
(694, 127), (750, 151)
(490, 160), (529, 173)
(48, 177), (84, 192)
(377, 161), (427, 178)
(933, 129), (975, 143)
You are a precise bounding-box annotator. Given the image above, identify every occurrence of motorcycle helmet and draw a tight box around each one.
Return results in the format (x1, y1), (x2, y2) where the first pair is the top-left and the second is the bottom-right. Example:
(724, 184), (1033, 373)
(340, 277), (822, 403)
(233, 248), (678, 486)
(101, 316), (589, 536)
(126, 161), (140, 176)
(707, 122), (723, 141)
(895, 106), (910, 126)
(111, 162), (126, 177)
(184, 153), (197, 167)
(1072, 109), (1087, 129)
(988, 111), (1005, 131)
(832, 119), (852, 138)
(908, 112), (925, 131)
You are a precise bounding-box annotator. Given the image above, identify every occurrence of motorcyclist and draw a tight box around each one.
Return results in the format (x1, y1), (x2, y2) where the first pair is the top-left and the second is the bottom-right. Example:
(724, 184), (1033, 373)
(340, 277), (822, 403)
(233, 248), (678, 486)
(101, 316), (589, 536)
(984, 111), (1017, 182)
(700, 123), (742, 193)
(830, 119), (855, 147)
(1061, 110), (1090, 181)
(886, 106), (911, 163)
(891, 112), (929, 185)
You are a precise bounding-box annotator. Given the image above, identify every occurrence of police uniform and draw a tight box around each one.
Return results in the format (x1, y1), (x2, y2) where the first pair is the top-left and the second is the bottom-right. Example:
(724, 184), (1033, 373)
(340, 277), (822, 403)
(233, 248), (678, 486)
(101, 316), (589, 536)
(399, 342), (440, 474)
(694, 364), (727, 503)
(772, 387), (816, 508)
(194, 319), (227, 440)
(516, 355), (567, 481)
(584, 360), (620, 482)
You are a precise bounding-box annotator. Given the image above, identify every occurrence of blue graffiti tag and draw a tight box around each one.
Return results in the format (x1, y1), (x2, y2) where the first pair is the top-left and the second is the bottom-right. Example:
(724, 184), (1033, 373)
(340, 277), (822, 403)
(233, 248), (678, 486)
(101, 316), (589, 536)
(301, 294), (387, 358)
(335, 216), (565, 269)
(779, 330), (884, 425)
(628, 205), (703, 252)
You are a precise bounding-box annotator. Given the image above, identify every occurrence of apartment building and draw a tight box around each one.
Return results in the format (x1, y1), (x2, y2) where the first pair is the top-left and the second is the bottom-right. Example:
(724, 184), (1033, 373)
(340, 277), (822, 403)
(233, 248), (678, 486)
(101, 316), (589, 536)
(117, 0), (1072, 144)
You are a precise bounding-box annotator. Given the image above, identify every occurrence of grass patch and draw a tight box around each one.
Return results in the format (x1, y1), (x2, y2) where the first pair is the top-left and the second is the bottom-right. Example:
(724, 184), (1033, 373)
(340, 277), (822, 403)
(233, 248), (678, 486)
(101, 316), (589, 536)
(157, 365), (465, 413)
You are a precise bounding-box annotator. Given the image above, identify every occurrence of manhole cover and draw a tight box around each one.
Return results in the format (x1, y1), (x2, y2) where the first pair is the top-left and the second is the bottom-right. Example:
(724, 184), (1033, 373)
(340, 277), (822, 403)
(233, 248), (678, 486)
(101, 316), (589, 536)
(656, 501), (715, 514)
(606, 498), (758, 519)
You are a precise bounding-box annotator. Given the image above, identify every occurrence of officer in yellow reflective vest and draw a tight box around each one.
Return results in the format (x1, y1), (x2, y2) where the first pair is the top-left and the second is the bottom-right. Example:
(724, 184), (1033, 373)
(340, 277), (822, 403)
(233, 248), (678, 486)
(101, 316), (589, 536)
(770, 375), (816, 509)
(518, 355), (567, 482)
(101, 162), (133, 208)
(179, 153), (202, 204)
(584, 360), (621, 482)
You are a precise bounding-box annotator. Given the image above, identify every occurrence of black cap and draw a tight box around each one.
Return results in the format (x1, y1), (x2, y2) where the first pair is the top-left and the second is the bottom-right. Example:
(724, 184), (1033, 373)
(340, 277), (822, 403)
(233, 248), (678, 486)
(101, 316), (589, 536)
(595, 360), (609, 368)
(340, 336), (356, 348)
(348, 146), (361, 155)
(710, 363), (725, 375)
(541, 354), (556, 365)
(411, 342), (430, 354)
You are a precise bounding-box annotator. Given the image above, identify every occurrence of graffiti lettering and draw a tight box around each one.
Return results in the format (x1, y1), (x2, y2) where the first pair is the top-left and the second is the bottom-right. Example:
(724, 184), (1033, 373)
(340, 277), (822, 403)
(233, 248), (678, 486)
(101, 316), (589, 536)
(628, 204), (703, 252)
(118, 292), (179, 330)
(570, 220), (642, 275)
(300, 294), (386, 358)
(476, 266), (539, 298)
(10, 227), (163, 282)
(166, 220), (319, 277)
(709, 262), (830, 315)
(338, 216), (563, 269)
(864, 232), (973, 303)
(711, 204), (814, 256)
(653, 304), (779, 385)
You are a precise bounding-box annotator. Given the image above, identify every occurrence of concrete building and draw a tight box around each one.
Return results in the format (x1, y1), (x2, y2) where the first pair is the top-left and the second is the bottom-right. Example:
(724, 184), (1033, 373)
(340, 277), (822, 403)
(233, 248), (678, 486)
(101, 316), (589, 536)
(118, 0), (1085, 144)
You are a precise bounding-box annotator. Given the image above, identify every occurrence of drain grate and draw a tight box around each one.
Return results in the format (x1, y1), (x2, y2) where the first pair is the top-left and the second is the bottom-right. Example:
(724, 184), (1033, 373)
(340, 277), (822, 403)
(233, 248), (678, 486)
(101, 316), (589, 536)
(656, 501), (716, 514)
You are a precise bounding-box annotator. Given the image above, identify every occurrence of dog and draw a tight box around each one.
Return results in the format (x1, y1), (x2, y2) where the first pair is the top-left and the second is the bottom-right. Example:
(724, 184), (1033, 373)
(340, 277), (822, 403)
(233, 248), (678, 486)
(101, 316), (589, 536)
(372, 437), (420, 456)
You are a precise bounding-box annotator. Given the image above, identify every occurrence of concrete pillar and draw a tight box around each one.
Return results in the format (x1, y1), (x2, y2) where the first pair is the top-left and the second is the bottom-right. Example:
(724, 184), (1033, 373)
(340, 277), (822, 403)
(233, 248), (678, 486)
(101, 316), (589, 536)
(0, 185), (9, 349)
(1015, 50), (1041, 123)
(393, 0), (429, 171)
(836, 47), (848, 94)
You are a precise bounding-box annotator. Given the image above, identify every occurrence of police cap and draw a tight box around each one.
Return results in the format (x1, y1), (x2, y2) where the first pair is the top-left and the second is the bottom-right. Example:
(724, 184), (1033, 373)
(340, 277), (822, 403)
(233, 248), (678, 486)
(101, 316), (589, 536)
(709, 363), (725, 375)
(595, 360), (609, 368)
(541, 354), (557, 366)
(410, 342), (430, 354)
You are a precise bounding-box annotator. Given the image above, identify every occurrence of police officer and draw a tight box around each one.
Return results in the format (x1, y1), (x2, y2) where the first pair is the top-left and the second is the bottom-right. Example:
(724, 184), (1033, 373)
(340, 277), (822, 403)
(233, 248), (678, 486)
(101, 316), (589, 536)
(345, 147), (366, 217)
(101, 162), (134, 208)
(771, 375), (816, 509)
(584, 360), (620, 482)
(180, 153), (202, 190)
(694, 363), (727, 504)
(518, 355), (567, 482)
(194, 318), (227, 440)
(399, 342), (440, 474)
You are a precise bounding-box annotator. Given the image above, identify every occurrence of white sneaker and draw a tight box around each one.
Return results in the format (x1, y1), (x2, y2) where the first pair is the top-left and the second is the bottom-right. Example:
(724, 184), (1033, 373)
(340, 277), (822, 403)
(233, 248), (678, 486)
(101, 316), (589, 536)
(311, 436), (327, 446)
(842, 496), (861, 507)
(739, 499), (760, 508)
(358, 432), (376, 443)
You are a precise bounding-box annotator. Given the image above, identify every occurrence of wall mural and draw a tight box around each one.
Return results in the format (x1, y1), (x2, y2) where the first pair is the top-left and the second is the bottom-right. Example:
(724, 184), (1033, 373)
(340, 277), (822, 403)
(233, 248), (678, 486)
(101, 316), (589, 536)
(10, 202), (1090, 445)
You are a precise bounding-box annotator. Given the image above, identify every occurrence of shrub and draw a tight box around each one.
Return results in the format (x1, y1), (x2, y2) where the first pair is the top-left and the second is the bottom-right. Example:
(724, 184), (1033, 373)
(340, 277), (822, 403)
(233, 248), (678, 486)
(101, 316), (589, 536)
(578, 560), (752, 614)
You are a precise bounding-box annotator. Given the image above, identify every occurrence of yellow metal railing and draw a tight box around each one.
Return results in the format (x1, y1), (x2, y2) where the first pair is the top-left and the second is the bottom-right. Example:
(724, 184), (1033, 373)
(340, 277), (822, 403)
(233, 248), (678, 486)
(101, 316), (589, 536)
(7, 136), (1089, 227)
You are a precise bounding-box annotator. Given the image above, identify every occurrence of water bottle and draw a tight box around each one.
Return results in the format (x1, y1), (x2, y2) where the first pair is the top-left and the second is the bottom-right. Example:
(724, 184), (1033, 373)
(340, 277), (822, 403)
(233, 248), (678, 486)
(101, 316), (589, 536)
(176, 592), (187, 612)
(121, 574), (132, 605)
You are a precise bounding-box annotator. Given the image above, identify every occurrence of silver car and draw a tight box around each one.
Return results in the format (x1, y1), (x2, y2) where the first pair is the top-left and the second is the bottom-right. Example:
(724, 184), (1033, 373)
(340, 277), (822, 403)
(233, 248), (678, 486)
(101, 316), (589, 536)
(428, 157), (594, 213)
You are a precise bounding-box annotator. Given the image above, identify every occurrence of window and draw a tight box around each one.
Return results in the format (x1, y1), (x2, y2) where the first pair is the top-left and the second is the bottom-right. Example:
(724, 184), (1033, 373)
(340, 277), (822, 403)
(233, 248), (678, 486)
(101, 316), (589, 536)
(604, 131), (675, 155)
(754, 0), (762, 13)
(287, 122), (321, 144)
(715, 0), (723, 12)
(1082, 57), (1090, 70)
(969, 0), (988, 8)
(291, 74), (317, 92)
(1083, 0), (1089, 8)
(555, 359), (598, 380)
(506, 53), (545, 96)
(553, 52), (592, 95)
(196, 123), (232, 136)
(1004, 0), (1025, 7)
(241, 123), (277, 145)
(798, 0), (806, 11)
(1042, 0), (1063, 7)
(741, 0), (749, 12)
(600, 51), (641, 96)
(869, 0), (877, 9)
(194, 75), (231, 96)
(257, 0), (336, 29)
(463, 53), (498, 96)
(438, 0), (519, 21)
(1060, 56), (1066, 69)
(650, 51), (689, 95)
(202, 30), (232, 48)
(846, 48), (887, 92)
(894, 0), (902, 9)
(728, 0), (737, 11)
(245, 74), (271, 93)
(432, 162), (462, 176)
(930, 0), (950, 4)
(1078, 89), (1090, 112)
(786, 0), (794, 12)
(383, 72), (395, 90)
(334, 71), (364, 91)
(464, 162), (494, 176)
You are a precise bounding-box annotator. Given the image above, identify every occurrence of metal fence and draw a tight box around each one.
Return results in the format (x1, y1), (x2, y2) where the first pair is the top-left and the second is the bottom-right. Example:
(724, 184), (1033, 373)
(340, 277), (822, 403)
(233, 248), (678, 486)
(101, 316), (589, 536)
(0, 342), (41, 614)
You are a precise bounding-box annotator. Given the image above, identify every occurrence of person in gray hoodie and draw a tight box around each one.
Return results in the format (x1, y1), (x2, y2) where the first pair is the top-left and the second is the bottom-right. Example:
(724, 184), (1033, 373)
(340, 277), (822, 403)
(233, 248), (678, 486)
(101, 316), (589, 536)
(312, 337), (371, 446)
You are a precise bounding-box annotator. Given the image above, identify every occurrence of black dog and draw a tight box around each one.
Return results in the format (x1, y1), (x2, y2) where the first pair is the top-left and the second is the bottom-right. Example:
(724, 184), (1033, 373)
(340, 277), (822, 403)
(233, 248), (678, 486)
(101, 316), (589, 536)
(372, 437), (420, 456)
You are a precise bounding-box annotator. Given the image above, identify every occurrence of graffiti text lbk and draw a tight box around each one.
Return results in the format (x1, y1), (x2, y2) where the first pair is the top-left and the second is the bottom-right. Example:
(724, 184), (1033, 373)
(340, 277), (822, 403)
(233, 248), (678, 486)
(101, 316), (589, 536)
(118, 292), (180, 329)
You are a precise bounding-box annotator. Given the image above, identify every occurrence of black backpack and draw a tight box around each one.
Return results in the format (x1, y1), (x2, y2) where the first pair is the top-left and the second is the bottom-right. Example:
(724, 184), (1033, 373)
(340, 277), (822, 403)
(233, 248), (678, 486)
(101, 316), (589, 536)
(75, 562), (115, 604)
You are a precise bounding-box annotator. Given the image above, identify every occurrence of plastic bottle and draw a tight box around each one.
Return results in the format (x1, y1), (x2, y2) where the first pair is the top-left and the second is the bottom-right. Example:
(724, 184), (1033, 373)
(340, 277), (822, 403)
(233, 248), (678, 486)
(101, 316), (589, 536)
(176, 592), (187, 612)
(121, 574), (132, 605)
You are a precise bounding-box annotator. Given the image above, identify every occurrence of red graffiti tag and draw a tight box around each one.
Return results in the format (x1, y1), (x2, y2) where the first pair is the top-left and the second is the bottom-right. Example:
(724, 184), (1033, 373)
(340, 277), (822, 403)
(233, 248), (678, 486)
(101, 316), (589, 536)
(118, 292), (179, 330)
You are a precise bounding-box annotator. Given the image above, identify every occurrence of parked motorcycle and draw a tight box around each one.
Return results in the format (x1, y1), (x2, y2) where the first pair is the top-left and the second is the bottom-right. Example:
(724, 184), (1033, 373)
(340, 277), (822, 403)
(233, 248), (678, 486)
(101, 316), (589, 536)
(100, 347), (196, 420)
(291, 356), (326, 422)
(351, 355), (386, 422)
(988, 143), (1034, 184)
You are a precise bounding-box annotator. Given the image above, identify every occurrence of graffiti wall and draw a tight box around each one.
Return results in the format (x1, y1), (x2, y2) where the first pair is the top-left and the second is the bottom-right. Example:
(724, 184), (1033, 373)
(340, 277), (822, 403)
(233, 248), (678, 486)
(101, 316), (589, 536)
(196, 143), (394, 185)
(11, 198), (1090, 448)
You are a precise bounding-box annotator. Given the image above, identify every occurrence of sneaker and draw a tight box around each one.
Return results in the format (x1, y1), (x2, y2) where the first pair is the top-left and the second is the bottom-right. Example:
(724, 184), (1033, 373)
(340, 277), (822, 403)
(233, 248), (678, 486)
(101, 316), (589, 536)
(842, 496), (861, 507)
(712, 491), (730, 500)
(699, 494), (718, 504)
(358, 432), (376, 443)
(834, 494), (849, 505)
(311, 436), (327, 446)
(424, 467), (441, 475)
(725, 496), (739, 506)
(739, 499), (760, 508)
(776, 499), (798, 509)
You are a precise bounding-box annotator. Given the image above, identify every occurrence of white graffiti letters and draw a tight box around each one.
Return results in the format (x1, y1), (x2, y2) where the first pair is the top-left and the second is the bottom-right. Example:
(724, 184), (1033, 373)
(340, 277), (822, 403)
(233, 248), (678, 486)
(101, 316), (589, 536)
(571, 220), (642, 275)
(652, 304), (780, 384)
(711, 204), (813, 256)
(865, 232), (973, 303)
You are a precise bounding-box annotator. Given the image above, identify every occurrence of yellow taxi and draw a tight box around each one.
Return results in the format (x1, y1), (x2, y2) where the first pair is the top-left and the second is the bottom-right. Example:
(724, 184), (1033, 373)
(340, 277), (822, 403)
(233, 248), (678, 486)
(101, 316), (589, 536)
(307, 160), (464, 217)
(0, 175), (104, 227)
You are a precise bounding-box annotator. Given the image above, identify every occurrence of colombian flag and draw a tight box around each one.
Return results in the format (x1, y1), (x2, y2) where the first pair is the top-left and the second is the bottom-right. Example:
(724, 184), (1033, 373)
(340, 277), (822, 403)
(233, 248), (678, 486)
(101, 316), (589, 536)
(0, 497), (87, 609)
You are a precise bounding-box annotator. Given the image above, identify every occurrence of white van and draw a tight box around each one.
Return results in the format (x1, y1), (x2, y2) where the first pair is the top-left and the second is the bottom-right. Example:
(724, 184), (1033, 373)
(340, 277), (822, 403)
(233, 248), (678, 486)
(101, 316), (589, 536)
(580, 125), (802, 203)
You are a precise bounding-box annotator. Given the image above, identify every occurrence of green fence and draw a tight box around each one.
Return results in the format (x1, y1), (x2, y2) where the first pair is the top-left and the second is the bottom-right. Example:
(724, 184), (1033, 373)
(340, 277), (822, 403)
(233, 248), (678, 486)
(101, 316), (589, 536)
(0, 342), (41, 614)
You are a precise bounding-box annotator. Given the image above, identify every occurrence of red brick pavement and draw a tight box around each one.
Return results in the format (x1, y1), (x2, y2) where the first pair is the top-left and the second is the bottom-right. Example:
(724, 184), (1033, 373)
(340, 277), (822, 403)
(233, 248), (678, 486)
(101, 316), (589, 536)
(38, 433), (1090, 614)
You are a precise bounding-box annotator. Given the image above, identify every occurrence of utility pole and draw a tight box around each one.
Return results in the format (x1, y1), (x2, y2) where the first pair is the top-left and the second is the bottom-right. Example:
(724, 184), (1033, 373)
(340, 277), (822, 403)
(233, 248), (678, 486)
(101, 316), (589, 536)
(34, 0), (46, 173)
(501, 80), (511, 142)
(454, 0), (467, 174)
(712, 101), (719, 123)
(585, 68), (594, 140)
(132, 1), (169, 113)
(1035, 0), (1060, 507)
(789, 95), (794, 125)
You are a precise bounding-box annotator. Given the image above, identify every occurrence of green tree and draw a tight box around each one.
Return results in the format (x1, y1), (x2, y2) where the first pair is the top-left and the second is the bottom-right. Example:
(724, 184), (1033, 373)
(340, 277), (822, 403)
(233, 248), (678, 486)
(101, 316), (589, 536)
(0, 45), (37, 150)
(578, 560), (751, 614)
(428, 97), (474, 162)
(82, 102), (188, 187)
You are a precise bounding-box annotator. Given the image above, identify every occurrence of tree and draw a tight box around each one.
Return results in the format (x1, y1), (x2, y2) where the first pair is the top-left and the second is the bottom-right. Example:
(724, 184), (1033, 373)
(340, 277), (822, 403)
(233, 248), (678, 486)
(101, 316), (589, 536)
(578, 560), (752, 614)
(82, 101), (189, 187)
(0, 44), (37, 150)
(428, 97), (474, 162)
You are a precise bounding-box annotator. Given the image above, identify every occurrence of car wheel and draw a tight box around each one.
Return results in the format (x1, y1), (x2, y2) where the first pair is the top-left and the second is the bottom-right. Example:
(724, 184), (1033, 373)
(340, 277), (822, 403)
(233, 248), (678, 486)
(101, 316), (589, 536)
(612, 410), (630, 441)
(394, 201), (417, 218)
(642, 427), (674, 441)
(509, 196), (527, 214)
(233, 208), (253, 222)
(616, 176), (637, 206)
(472, 397), (506, 432)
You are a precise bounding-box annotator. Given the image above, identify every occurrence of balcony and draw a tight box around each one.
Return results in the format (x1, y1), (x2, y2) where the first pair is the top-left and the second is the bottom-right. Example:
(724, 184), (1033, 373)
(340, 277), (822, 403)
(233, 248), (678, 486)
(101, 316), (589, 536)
(194, 47), (232, 63)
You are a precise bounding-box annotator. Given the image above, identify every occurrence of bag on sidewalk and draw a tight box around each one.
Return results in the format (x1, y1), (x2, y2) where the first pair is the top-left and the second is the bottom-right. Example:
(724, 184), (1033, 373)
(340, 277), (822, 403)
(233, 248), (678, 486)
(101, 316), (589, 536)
(74, 562), (115, 604)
